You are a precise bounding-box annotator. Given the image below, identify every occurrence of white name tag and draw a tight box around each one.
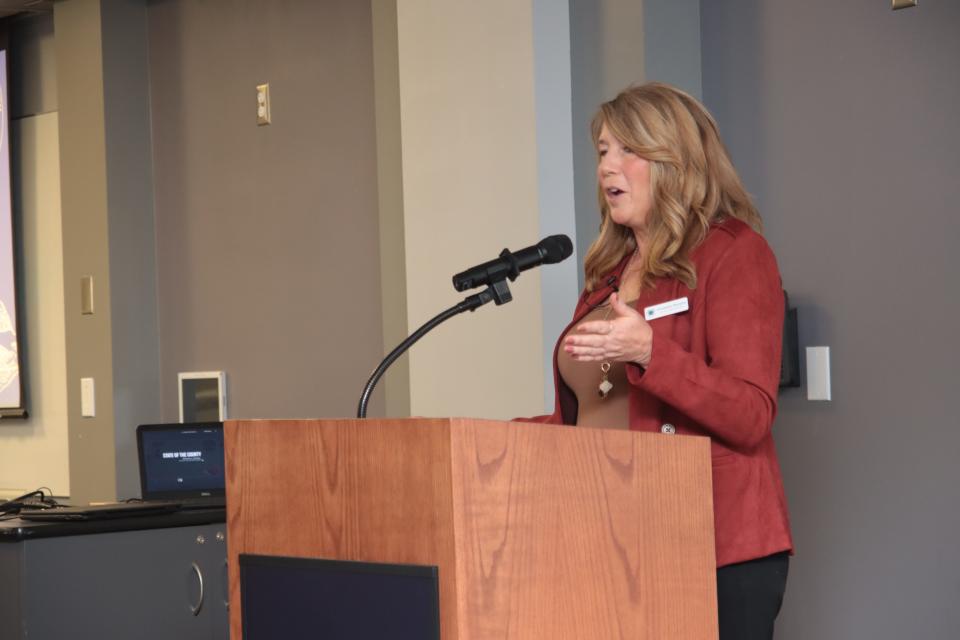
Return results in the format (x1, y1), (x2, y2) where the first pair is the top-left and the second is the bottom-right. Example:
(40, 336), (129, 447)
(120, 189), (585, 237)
(644, 297), (689, 321)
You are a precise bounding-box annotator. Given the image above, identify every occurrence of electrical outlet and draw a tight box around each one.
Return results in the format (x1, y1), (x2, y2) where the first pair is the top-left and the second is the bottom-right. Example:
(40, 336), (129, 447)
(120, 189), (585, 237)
(256, 83), (271, 126)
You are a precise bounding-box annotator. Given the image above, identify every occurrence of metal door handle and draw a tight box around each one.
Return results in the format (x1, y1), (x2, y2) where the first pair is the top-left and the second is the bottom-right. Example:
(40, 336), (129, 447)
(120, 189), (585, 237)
(190, 562), (205, 616)
(223, 559), (230, 609)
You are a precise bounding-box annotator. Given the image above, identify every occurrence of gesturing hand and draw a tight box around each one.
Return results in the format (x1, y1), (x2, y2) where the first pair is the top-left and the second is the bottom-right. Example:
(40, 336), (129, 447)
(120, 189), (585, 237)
(563, 292), (653, 367)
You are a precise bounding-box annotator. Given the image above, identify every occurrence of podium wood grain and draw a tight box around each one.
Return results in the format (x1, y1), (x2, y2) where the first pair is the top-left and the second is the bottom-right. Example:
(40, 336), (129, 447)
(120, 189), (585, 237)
(226, 418), (718, 639)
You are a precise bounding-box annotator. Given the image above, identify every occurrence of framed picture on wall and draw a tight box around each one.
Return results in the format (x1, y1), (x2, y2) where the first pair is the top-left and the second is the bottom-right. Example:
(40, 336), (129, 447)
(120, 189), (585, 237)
(0, 43), (27, 418)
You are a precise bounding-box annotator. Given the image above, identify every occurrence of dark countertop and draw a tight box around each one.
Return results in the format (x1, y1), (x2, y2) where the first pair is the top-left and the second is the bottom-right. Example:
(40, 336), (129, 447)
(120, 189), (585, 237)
(0, 507), (226, 542)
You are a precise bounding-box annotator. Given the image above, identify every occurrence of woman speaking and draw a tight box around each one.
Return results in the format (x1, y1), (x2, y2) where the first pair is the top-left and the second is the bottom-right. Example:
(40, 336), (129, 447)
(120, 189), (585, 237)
(532, 83), (793, 639)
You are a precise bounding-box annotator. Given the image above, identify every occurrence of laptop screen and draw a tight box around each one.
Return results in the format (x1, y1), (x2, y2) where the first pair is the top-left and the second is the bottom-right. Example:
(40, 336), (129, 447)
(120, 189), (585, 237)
(137, 422), (225, 500)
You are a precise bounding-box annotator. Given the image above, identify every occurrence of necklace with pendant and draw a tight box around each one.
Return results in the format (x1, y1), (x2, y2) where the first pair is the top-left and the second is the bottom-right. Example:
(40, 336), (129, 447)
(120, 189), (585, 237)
(598, 362), (613, 398)
(598, 300), (615, 399)
(598, 246), (640, 400)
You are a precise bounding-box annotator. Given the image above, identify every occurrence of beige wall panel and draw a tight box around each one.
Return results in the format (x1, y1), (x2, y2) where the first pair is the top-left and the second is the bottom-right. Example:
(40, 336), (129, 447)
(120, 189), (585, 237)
(396, 1), (545, 420)
(0, 113), (69, 497)
(372, 0), (411, 417)
(55, 0), (117, 503)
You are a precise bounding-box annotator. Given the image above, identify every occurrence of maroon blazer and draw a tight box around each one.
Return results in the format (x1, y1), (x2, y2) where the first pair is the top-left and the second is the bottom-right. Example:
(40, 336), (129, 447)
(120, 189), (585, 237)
(526, 217), (793, 567)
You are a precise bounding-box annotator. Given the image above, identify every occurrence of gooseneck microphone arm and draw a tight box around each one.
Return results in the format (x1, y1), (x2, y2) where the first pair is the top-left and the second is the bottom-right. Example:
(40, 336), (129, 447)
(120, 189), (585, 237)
(356, 280), (513, 419)
(357, 234), (572, 419)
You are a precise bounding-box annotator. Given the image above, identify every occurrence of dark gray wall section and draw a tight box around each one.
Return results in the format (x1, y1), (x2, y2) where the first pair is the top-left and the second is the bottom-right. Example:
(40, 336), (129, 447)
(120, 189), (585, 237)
(569, 0), (645, 287)
(702, 1), (960, 637)
(570, 0), (606, 282)
(102, 0), (161, 501)
(147, 0), (384, 420)
(9, 13), (57, 118)
(533, 0), (579, 411)
(643, 0), (702, 99)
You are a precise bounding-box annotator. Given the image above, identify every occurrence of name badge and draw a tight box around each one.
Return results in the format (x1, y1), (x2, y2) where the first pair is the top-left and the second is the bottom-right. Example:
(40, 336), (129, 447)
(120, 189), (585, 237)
(644, 297), (689, 321)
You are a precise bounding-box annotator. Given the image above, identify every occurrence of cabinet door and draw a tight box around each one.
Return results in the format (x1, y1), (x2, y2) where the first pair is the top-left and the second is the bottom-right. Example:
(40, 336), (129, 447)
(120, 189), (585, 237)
(22, 526), (216, 640)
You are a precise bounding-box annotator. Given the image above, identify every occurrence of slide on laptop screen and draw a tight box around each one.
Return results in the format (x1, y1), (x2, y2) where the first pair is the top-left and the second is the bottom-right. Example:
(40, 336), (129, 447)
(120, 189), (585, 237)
(137, 422), (226, 509)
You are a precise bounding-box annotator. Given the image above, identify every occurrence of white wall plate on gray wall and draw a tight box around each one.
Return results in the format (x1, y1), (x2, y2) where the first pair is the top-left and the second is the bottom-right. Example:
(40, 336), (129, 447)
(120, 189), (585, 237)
(178, 371), (227, 422)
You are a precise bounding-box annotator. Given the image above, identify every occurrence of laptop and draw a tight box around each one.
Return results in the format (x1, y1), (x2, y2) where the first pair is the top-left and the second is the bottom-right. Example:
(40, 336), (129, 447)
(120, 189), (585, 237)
(20, 422), (225, 522)
(136, 421), (226, 509)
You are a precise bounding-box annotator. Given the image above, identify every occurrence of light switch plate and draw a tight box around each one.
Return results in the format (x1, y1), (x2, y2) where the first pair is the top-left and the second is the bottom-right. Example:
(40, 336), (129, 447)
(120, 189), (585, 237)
(81, 276), (94, 315)
(81, 377), (96, 417)
(256, 83), (271, 125)
(806, 346), (831, 401)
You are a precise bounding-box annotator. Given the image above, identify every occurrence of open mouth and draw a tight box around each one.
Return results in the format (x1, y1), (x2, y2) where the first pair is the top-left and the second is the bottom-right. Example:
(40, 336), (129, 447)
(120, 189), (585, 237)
(606, 187), (625, 196)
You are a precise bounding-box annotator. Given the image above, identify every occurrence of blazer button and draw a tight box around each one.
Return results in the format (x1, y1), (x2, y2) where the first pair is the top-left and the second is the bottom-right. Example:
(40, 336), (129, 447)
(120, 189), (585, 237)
(660, 423), (676, 435)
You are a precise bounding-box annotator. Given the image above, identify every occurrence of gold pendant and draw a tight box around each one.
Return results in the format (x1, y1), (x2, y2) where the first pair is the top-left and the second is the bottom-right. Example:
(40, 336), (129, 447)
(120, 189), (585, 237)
(598, 362), (612, 399)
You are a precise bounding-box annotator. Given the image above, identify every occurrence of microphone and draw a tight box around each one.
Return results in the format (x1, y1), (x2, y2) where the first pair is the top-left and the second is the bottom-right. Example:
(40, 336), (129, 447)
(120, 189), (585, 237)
(452, 235), (573, 292)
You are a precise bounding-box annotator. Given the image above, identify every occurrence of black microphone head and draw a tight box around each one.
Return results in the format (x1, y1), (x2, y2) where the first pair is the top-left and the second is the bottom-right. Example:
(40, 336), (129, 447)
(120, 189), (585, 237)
(538, 234), (573, 264)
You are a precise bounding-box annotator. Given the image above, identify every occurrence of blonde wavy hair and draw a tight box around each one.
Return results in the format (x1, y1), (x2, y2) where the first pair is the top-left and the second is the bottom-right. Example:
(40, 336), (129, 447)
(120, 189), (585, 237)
(583, 82), (762, 292)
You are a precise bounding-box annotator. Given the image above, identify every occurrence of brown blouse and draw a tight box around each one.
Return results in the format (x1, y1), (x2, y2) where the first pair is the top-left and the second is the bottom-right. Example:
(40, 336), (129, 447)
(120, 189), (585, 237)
(556, 301), (636, 430)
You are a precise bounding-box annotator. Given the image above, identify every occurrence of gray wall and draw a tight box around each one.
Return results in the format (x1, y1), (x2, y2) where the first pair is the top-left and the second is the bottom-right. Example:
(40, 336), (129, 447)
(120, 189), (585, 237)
(643, 0), (701, 100)
(569, 0), (645, 286)
(533, 0), (579, 411)
(147, 0), (384, 420)
(102, 0), (161, 502)
(568, 0), (702, 288)
(9, 13), (56, 118)
(702, 1), (960, 637)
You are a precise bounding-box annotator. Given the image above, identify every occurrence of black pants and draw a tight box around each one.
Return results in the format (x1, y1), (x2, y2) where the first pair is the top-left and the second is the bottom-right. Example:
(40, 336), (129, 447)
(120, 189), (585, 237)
(716, 552), (789, 640)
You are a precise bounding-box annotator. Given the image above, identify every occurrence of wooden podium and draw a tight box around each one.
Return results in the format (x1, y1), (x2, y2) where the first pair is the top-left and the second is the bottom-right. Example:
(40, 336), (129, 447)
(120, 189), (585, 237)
(225, 418), (718, 639)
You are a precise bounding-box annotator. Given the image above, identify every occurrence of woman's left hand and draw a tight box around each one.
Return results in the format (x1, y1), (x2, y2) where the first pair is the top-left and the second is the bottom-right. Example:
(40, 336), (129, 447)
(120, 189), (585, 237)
(564, 292), (653, 367)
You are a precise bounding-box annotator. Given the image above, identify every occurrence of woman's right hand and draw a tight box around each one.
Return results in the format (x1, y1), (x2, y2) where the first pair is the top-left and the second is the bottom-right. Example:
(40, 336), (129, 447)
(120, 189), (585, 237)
(564, 292), (653, 367)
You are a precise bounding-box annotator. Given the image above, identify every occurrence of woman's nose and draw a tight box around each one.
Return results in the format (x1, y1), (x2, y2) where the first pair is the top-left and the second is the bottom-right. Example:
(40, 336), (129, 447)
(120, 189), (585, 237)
(599, 156), (618, 175)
